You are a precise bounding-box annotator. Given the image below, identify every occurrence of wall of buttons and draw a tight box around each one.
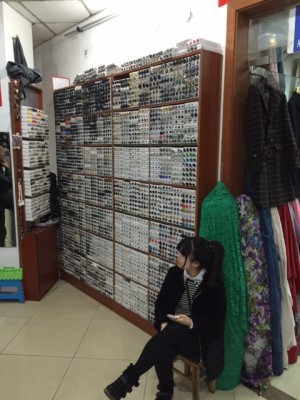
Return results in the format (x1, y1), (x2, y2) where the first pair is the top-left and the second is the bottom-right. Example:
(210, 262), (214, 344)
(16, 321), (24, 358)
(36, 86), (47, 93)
(115, 243), (148, 286)
(54, 49), (222, 327)
(85, 232), (113, 270)
(114, 180), (149, 218)
(85, 259), (114, 299)
(114, 212), (149, 253)
(59, 224), (86, 255)
(59, 247), (87, 281)
(150, 185), (196, 229)
(115, 274), (148, 319)
(21, 106), (51, 222)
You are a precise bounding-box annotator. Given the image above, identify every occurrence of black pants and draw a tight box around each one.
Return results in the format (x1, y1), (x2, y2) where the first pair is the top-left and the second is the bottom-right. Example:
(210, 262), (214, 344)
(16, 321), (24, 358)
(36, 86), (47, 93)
(134, 323), (200, 394)
(0, 190), (14, 210)
(0, 208), (6, 246)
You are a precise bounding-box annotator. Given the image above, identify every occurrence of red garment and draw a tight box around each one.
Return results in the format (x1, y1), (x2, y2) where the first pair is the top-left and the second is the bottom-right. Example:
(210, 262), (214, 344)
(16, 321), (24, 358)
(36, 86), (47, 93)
(291, 199), (300, 229)
(277, 204), (300, 313)
(288, 344), (298, 364)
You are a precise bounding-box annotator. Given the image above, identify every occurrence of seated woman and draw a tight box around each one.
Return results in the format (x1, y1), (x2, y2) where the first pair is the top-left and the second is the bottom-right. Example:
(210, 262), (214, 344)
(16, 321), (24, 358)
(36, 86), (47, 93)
(104, 236), (227, 400)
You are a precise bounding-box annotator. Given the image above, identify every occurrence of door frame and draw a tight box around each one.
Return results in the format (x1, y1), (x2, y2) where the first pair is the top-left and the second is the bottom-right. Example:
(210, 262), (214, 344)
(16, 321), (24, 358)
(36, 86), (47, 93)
(221, 0), (299, 196)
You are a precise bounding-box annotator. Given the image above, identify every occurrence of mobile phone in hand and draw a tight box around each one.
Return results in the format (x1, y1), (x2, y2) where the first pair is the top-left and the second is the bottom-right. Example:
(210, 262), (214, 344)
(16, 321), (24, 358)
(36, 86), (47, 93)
(167, 314), (179, 321)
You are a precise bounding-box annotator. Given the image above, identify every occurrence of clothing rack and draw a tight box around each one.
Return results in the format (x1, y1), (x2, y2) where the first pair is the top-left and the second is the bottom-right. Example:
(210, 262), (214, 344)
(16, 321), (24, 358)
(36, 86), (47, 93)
(249, 66), (300, 97)
(249, 65), (300, 80)
(248, 45), (286, 68)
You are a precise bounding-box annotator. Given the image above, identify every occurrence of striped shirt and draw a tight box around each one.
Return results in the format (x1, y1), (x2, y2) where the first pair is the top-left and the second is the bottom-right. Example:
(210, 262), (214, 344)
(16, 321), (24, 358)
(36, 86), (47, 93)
(175, 269), (206, 316)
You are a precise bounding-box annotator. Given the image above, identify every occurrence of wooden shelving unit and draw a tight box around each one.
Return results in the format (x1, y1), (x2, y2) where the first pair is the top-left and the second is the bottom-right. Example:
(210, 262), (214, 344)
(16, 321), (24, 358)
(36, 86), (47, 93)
(54, 49), (222, 334)
(9, 81), (59, 300)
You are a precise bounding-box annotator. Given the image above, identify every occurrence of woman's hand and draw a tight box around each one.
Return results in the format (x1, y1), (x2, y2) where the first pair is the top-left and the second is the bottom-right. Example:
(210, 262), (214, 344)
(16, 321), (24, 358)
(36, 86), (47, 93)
(174, 314), (193, 328)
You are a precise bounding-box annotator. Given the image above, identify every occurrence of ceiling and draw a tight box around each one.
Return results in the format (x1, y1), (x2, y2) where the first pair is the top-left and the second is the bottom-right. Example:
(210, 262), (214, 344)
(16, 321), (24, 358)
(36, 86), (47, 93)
(3, 0), (117, 47)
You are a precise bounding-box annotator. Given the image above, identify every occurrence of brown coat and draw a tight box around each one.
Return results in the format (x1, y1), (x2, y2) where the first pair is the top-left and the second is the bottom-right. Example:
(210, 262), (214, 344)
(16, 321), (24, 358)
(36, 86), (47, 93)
(244, 80), (300, 208)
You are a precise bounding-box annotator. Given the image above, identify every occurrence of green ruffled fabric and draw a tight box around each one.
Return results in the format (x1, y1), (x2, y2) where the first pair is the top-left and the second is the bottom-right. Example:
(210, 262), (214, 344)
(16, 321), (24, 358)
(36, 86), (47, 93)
(199, 182), (248, 390)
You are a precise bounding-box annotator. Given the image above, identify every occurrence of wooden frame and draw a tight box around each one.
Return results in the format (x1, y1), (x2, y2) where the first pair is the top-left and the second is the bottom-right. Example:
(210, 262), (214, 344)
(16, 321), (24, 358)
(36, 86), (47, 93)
(55, 49), (223, 335)
(221, 0), (300, 196)
(9, 79), (25, 257)
(9, 81), (43, 248)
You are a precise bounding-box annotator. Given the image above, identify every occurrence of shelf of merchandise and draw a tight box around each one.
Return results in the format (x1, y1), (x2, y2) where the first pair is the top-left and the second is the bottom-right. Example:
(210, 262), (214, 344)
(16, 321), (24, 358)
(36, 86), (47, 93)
(21, 105), (51, 222)
(9, 83), (59, 300)
(54, 49), (222, 335)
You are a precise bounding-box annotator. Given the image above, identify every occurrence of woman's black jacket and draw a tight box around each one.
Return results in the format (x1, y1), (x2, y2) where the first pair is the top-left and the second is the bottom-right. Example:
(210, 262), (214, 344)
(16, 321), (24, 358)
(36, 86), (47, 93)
(154, 266), (226, 380)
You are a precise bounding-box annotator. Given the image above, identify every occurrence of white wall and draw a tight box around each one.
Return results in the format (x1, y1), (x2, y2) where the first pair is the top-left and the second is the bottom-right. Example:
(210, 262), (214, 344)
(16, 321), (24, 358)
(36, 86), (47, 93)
(0, 2), (34, 132)
(0, 2), (33, 266)
(0, 0), (227, 267)
(35, 0), (227, 81)
(34, 0), (227, 174)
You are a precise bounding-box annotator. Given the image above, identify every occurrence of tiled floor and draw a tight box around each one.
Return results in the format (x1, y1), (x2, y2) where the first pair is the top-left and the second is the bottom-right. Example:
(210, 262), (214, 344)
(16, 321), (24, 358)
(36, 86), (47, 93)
(0, 280), (299, 400)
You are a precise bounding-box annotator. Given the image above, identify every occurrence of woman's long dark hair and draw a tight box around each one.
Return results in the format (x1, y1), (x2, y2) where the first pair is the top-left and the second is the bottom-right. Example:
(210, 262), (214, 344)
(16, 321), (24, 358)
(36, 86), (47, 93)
(176, 236), (224, 287)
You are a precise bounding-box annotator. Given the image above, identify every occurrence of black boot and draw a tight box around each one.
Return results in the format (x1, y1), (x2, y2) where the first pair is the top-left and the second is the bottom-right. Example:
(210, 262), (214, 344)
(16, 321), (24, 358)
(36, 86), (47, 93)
(104, 364), (140, 400)
(154, 392), (173, 400)
(155, 381), (173, 399)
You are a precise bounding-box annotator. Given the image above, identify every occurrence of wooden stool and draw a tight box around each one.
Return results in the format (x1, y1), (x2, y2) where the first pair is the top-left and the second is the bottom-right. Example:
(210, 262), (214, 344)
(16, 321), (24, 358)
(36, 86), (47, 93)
(173, 355), (216, 400)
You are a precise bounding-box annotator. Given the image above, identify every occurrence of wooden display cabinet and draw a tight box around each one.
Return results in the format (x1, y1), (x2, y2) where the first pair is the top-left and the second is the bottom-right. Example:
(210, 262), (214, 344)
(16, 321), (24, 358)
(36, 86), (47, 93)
(21, 224), (59, 300)
(54, 48), (223, 335)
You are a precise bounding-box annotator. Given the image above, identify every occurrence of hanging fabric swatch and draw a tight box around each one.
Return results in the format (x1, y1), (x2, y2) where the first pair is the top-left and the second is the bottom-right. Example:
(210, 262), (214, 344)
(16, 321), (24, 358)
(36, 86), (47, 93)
(277, 203), (300, 364)
(277, 204), (300, 314)
(288, 202), (300, 251)
(199, 182), (248, 390)
(236, 195), (272, 390)
(270, 207), (297, 368)
(290, 199), (300, 229)
(258, 208), (283, 376)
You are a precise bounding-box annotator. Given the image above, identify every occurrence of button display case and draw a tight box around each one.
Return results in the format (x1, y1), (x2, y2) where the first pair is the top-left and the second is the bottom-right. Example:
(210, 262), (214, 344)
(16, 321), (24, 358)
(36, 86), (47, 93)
(54, 48), (222, 333)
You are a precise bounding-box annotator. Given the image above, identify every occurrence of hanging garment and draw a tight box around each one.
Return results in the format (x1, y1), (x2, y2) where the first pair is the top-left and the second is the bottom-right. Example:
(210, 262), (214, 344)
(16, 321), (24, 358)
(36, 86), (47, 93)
(6, 36), (42, 100)
(199, 182), (248, 390)
(244, 81), (300, 208)
(259, 46), (285, 92)
(277, 204), (300, 312)
(297, 294), (300, 354)
(13, 36), (27, 65)
(290, 199), (300, 230)
(277, 204), (300, 364)
(236, 195), (272, 388)
(288, 92), (300, 197)
(6, 62), (42, 100)
(236, 195), (272, 389)
(258, 208), (283, 376)
(270, 208), (296, 368)
(277, 56), (286, 94)
(288, 202), (300, 255)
